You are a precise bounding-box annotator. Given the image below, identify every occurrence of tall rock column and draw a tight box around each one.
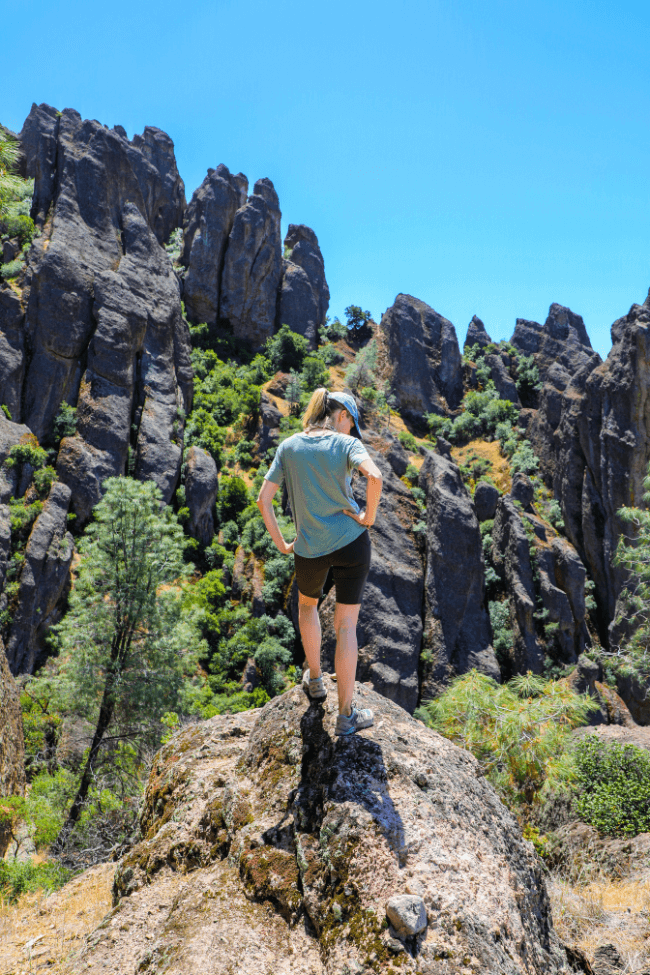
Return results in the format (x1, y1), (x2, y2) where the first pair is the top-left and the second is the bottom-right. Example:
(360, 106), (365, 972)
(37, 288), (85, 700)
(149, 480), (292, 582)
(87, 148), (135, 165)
(220, 178), (282, 351)
(0, 643), (25, 856)
(379, 294), (464, 424)
(420, 450), (500, 697)
(181, 165), (248, 327)
(277, 224), (330, 349)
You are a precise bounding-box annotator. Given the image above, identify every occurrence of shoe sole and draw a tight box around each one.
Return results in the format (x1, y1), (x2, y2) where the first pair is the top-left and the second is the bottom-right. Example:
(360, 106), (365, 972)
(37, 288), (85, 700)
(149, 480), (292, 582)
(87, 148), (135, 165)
(335, 721), (373, 736)
(302, 682), (327, 701)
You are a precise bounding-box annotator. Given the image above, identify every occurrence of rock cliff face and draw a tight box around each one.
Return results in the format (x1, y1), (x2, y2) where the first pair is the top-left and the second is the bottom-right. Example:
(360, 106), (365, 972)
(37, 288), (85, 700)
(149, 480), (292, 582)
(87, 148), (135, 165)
(9, 103), (193, 521)
(277, 224), (330, 348)
(380, 295), (464, 424)
(95, 681), (574, 975)
(0, 639), (25, 855)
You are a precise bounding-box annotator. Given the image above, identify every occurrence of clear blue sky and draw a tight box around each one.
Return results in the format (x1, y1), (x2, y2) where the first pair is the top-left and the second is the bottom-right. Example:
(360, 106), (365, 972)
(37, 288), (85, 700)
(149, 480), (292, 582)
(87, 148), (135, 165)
(4, 0), (650, 359)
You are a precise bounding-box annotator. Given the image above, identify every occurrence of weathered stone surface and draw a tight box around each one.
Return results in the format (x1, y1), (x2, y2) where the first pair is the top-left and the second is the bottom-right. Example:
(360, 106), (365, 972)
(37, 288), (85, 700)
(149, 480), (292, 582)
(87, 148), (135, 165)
(184, 446), (218, 547)
(277, 224), (330, 348)
(257, 390), (283, 456)
(484, 352), (521, 406)
(385, 894), (427, 937)
(419, 451), (500, 697)
(474, 480), (499, 521)
(492, 496), (543, 674)
(181, 165), (248, 326)
(380, 294), (464, 423)
(290, 433), (424, 712)
(231, 545), (266, 617)
(6, 482), (74, 675)
(0, 639), (25, 856)
(384, 435), (410, 477)
(18, 101), (60, 226)
(220, 178), (282, 350)
(15, 105), (191, 521)
(465, 314), (492, 350)
(510, 472), (534, 509)
(0, 286), (25, 421)
(95, 682), (573, 975)
(592, 943), (624, 975)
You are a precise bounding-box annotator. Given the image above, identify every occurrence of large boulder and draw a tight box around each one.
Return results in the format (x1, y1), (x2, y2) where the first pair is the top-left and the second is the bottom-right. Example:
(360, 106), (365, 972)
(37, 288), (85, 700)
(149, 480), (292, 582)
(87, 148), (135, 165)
(277, 224), (330, 348)
(380, 294), (464, 423)
(465, 314), (492, 350)
(12, 105), (192, 522)
(181, 165), (248, 327)
(5, 482), (74, 675)
(184, 446), (219, 547)
(220, 178), (282, 350)
(419, 450), (500, 697)
(98, 682), (574, 975)
(0, 641), (25, 856)
(0, 286), (26, 421)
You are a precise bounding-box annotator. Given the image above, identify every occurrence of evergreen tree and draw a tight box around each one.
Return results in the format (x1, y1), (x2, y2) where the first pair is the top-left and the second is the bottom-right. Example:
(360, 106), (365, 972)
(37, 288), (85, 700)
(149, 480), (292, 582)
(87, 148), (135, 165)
(50, 478), (200, 852)
(613, 460), (650, 670)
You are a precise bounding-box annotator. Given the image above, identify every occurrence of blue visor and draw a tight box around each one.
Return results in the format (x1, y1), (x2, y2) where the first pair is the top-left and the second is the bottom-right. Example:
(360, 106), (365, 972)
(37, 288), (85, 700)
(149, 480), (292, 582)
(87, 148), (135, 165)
(329, 391), (363, 440)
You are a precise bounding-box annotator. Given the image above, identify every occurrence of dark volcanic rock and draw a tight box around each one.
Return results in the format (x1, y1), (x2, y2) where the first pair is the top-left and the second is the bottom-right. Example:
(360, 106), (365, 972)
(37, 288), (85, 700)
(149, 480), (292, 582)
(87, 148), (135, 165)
(0, 286), (25, 421)
(277, 224), (330, 348)
(98, 682), (573, 975)
(220, 178), (282, 350)
(14, 105), (191, 523)
(419, 451), (500, 697)
(6, 482), (74, 675)
(474, 480), (499, 521)
(18, 102), (59, 226)
(465, 314), (492, 350)
(184, 446), (219, 546)
(510, 472), (534, 509)
(257, 390), (283, 456)
(181, 165), (248, 327)
(291, 433), (424, 712)
(483, 352), (521, 406)
(384, 434), (410, 477)
(380, 294), (464, 422)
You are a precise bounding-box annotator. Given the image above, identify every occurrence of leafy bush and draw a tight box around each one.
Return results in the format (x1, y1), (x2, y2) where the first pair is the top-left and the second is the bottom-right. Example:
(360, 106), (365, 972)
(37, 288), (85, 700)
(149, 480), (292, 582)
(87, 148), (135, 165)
(317, 342), (344, 366)
(573, 734), (650, 836)
(265, 324), (309, 373)
(0, 259), (24, 279)
(319, 317), (348, 343)
(3, 211), (35, 245)
(345, 305), (372, 330)
(510, 441), (540, 477)
(488, 600), (513, 665)
(0, 858), (72, 903)
(426, 388), (519, 445)
(218, 476), (250, 526)
(416, 669), (598, 811)
(53, 402), (77, 442)
(398, 430), (419, 453)
(515, 353), (542, 397)
(301, 355), (330, 392)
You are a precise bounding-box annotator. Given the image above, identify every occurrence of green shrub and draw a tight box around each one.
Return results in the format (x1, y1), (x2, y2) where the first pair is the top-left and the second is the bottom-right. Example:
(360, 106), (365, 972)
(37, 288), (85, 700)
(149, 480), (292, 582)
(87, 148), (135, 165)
(404, 463), (419, 485)
(3, 211), (35, 246)
(317, 342), (344, 366)
(265, 324), (309, 373)
(1, 404), (10, 420)
(510, 442), (540, 477)
(5, 441), (48, 471)
(0, 858), (72, 903)
(573, 734), (650, 836)
(398, 430), (419, 453)
(319, 317), (348, 343)
(301, 355), (330, 392)
(218, 476), (250, 525)
(1, 259), (24, 279)
(488, 600), (513, 665)
(53, 402), (77, 442)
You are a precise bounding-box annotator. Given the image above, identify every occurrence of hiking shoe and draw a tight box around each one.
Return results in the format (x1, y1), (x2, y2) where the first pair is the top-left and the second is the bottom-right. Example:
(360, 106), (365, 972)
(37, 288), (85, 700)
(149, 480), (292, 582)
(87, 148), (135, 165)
(302, 668), (327, 701)
(335, 704), (374, 736)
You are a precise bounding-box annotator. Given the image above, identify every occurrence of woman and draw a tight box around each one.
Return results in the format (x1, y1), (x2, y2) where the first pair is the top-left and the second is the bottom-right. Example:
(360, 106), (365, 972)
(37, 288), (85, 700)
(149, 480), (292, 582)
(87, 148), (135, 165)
(256, 387), (383, 736)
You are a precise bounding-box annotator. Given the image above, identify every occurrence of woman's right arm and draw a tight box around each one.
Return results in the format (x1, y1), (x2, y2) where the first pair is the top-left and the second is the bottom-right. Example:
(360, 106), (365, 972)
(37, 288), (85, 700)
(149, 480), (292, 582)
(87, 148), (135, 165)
(343, 457), (383, 527)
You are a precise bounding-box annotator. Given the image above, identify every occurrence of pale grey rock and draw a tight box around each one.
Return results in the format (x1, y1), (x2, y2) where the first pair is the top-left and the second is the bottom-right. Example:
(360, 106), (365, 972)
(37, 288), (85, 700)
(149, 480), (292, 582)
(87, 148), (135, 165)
(277, 224), (330, 348)
(185, 445), (219, 546)
(386, 894), (427, 937)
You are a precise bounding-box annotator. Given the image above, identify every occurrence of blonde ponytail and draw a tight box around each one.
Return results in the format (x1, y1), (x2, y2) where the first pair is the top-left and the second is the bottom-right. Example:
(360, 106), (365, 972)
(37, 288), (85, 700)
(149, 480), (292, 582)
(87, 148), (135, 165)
(302, 388), (344, 432)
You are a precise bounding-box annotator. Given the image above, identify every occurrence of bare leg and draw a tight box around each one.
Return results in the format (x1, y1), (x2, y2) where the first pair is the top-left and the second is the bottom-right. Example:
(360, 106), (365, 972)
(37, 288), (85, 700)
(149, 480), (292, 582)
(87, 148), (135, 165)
(298, 592), (322, 679)
(333, 602), (362, 716)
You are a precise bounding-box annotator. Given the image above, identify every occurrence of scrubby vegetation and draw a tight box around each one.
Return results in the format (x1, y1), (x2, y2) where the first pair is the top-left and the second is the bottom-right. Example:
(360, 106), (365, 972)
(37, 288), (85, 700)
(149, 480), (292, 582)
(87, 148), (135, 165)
(0, 132), (36, 282)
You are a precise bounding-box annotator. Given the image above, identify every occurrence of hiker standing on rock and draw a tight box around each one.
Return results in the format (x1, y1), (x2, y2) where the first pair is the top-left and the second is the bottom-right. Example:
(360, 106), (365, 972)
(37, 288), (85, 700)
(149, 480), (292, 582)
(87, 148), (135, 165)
(256, 388), (383, 736)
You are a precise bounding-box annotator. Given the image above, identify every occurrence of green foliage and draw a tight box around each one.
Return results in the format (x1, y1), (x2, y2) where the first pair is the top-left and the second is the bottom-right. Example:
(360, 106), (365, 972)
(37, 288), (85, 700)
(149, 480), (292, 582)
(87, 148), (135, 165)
(218, 476), (250, 525)
(573, 734), (650, 836)
(612, 461), (650, 672)
(265, 324), (310, 373)
(0, 858), (72, 903)
(4, 440), (48, 471)
(3, 211), (35, 246)
(404, 463), (419, 485)
(416, 669), (599, 811)
(488, 600), (513, 665)
(344, 338), (377, 393)
(398, 430), (419, 453)
(510, 441), (540, 477)
(0, 259), (25, 279)
(316, 342), (344, 366)
(27, 767), (78, 847)
(301, 355), (330, 393)
(426, 388), (519, 445)
(345, 305), (372, 330)
(164, 227), (183, 263)
(33, 466), (56, 497)
(318, 316), (348, 343)
(234, 439), (255, 468)
(286, 369), (303, 413)
(1, 404), (11, 420)
(546, 499), (565, 531)
(53, 402), (77, 443)
(514, 353), (542, 396)
(20, 684), (62, 778)
(0, 132), (25, 219)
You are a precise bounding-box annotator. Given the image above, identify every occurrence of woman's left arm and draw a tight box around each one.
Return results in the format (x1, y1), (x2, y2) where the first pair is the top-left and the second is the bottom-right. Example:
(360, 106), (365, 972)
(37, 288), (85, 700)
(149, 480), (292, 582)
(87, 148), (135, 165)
(256, 479), (294, 555)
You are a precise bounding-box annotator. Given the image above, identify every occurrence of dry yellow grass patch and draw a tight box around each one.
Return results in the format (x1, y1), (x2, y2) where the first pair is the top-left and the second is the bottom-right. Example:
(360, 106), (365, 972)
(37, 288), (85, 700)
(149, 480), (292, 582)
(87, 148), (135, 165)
(452, 439), (512, 494)
(0, 863), (114, 975)
(548, 873), (650, 970)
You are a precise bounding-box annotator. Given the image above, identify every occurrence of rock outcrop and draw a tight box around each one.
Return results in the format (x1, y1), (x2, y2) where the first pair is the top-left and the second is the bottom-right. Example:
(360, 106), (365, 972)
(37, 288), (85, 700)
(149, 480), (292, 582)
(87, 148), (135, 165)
(184, 446), (219, 547)
(291, 433), (424, 712)
(6, 482), (74, 675)
(277, 224), (330, 348)
(12, 104), (193, 522)
(181, 165), (248, 327)
(380, 295), (464, 423)
(220, 178), (282, 350)
(95, 681), (574, 975)
(419, 451), (500, 697)
(465, 314), (492, 350)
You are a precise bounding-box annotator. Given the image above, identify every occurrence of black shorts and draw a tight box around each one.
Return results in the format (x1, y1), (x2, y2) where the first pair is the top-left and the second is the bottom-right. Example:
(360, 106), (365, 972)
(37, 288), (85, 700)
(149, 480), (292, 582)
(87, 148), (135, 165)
(294, 530), (371, 605)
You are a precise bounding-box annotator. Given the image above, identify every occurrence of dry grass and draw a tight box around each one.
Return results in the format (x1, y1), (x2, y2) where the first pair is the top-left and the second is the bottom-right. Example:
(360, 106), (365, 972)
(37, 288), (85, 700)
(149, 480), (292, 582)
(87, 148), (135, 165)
(452, 438), (512, 494)
(0, 863), (113, 975)
(548, 872), (650, 972)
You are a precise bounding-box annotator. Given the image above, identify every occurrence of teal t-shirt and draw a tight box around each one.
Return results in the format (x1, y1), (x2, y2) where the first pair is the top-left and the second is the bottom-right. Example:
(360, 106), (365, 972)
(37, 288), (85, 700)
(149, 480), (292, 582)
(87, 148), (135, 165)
(264, 431), (371, 557)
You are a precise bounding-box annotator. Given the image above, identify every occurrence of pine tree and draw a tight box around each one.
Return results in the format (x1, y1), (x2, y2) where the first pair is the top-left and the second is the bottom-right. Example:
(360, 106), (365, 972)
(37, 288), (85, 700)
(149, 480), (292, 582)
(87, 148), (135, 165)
(50, 478), (200, 852)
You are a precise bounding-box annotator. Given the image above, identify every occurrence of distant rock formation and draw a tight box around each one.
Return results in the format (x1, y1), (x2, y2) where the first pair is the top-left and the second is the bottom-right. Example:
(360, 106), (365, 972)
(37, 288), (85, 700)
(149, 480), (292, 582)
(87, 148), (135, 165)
(465, 314), (492, 350)
(419, 450), (500, 697)
(277, 224), (330, 348)
(380, 294), (464, 423)
(0, 639), (24, 855)
(184, 446), (219, 547)
(98, 682), (574, 975)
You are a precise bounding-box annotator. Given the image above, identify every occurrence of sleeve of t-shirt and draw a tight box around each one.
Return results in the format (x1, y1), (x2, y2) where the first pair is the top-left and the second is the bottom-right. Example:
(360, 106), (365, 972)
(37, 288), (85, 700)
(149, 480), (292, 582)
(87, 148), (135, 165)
(346, 438), (370, 472)
(264, 442), (285, 488)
